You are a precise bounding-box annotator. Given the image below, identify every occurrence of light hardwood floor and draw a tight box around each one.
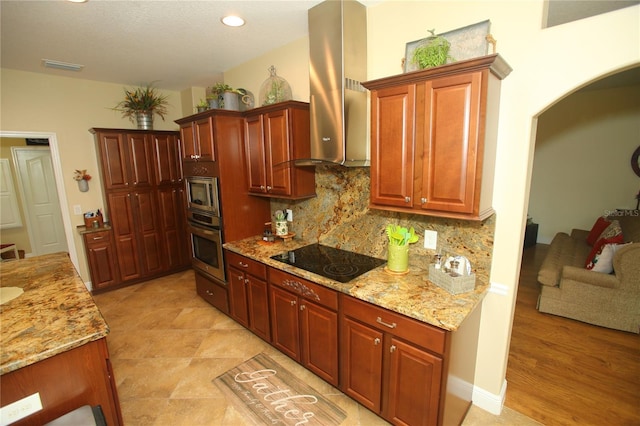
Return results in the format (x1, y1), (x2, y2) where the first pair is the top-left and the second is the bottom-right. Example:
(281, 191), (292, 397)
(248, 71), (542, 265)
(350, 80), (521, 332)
(505, 244), (640, 425)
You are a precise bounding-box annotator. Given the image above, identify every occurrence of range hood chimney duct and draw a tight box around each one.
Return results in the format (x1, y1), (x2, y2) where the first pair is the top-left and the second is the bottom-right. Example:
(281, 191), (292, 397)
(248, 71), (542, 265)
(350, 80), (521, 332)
(301, 0), (368, 167)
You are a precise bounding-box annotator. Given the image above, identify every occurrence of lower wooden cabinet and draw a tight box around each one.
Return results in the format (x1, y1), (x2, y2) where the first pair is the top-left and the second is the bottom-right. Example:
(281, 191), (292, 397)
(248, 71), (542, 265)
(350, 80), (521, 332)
(341, 295), (444, 426)
(226, 251), (270, 341)
(269, 268), (339, 386)
(82, 228), (119, 290)
(195, 270), (229, 314)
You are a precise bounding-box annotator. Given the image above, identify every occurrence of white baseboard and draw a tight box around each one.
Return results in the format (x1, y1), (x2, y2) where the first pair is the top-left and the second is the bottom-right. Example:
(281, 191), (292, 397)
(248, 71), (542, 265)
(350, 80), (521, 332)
(472, 380), (507, 415)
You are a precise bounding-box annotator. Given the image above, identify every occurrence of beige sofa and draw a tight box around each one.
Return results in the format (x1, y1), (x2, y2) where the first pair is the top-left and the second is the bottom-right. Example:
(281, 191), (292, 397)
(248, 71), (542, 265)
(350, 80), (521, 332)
(537, 215), (640, 333)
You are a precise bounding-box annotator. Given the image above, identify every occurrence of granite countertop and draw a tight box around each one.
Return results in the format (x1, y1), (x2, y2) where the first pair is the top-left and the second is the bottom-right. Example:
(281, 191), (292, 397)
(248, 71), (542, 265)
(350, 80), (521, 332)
(0, 252), (109, 375)
(224, 236), (489, 331)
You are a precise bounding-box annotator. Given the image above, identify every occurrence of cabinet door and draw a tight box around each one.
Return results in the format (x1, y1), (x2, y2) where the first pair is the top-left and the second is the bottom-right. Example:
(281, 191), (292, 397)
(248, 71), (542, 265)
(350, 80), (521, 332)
(269, 285), (300, 361)
(97, 132), (130, 190)
(421, 72), (481, 214)
(228, 266), (250, 328)
(300, 300), (338, 386)
(341, 316), (384, 413)
(126, 133), (154, 187)
(153, 133), (182, 185)
(180, 122), (196, 161)
(264, 109), (292, 196)
(244, 114), (267, 193)
(107, 192), (141, 281)
(157, 187), (189, 270)
(84, 231), (118, 289)
(195, 117), (216, 161)
(132, 190), (164, 275)
(195, 270), (229, 314)
(386, 337), (442, 426)
(370, 84), (416, 208)
(247, 276), (270, 341)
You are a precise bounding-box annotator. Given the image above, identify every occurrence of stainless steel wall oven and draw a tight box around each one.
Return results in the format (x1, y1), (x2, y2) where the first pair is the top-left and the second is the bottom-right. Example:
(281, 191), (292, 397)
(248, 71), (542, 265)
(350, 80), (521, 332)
(188, 221), (225, 282)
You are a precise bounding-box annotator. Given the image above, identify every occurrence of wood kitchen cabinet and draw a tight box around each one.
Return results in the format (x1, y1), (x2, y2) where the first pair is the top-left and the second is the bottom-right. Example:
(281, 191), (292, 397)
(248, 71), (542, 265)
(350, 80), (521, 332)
(81, 228), (119, 290)
(269, 268), (339, 386)
(179, 115), (216, 162)
(226, 251), (270, 341)
(363, 54), (511, 220)
(90, 128), (190, 291)
(341, 295), (445, 426)
(244, 101), (315, 199)
(195, 270), (229, 314)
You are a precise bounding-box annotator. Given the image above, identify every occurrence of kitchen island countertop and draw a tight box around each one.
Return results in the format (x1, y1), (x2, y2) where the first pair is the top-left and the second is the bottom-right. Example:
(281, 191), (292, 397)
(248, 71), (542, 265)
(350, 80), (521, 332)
(0, 252), (109, 375)
(224, 236), (489, 331)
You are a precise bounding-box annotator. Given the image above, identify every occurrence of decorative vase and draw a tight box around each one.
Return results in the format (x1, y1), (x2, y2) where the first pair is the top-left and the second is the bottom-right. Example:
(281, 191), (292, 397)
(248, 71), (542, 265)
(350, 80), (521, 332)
(387, 244), (409, 272)
(275, 220), (288, 236)
(136, 111), (153, 130)
(259, 65), (292, 106)
(77, 179), (89, 192)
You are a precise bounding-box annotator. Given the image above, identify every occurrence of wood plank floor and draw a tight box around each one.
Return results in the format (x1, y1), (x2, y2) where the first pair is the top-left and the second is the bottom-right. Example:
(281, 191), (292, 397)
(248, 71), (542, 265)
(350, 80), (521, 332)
(505, 244), (640, 425)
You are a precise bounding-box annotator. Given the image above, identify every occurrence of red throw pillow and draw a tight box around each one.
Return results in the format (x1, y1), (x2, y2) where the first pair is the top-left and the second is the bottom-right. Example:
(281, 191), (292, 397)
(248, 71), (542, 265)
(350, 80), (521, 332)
(585, 234), (624, 269)
(586, 216), (611, 246)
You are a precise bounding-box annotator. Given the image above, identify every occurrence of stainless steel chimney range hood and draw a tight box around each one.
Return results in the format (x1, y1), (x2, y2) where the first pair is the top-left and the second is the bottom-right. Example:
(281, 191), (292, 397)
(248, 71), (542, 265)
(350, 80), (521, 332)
(297, 0), (369, 167)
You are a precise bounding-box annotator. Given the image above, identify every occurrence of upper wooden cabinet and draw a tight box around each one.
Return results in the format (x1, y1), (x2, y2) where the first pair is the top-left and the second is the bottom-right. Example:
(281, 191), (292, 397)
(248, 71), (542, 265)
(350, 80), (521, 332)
(363, 54), (511, 220)
(244, 101), (316, 200)
(179, 115), (216, 162)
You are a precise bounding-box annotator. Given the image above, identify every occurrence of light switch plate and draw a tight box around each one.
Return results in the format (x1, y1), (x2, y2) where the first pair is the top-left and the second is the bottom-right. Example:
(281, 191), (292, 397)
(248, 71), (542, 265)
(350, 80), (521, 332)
(424, 230), (437, 249)
(73, 204), (82, 215)
(285, 209), (293, 221)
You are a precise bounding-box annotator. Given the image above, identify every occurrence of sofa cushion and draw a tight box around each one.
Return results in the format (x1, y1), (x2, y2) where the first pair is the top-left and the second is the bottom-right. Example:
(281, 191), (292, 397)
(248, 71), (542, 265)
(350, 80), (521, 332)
(586, 216), (611, 246)
(589, 243), (627, 273)
(585, 234), (624, 269)
(597, 220), (622, 241)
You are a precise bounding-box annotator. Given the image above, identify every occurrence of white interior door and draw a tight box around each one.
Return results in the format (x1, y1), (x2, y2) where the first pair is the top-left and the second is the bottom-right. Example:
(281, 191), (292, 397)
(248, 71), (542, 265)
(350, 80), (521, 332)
(12, 147), (68, 256)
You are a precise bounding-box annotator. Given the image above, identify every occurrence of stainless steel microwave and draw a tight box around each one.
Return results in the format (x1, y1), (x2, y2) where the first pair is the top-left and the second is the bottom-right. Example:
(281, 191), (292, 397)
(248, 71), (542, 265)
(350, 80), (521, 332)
(186, 176), (220, 217)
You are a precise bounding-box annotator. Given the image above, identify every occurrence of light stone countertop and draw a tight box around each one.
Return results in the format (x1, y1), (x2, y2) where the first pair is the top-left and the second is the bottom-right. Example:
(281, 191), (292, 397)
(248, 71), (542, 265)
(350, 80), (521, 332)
(224, 236), (489, 331)
(0, 252), (109, 375)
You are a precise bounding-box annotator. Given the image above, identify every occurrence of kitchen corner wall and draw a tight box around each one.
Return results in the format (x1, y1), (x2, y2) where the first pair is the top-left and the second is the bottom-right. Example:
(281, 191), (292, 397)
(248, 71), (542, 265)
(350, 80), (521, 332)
(271, 165), (495, 287)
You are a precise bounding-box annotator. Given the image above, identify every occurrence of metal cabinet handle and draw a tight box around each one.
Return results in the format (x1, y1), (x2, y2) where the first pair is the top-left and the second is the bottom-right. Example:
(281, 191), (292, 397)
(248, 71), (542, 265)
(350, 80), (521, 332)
(390, 345), (397, 353)
(236, 275), (243, 281)
(421, 197), (427, 204)
(374, 337), (381, 345)
(266, 186), (272, 192)
(260, 185), (266, 190)
(404, 196), (411, 203)
(300, 304), (306, 311)
(206, 290), (214, 296)
(92, 236), (104, 241)
(376, 317), (397, 329)
(244, 279), (249, 284)
(238, 262), (249, 268)
(290, 300), (297, 306)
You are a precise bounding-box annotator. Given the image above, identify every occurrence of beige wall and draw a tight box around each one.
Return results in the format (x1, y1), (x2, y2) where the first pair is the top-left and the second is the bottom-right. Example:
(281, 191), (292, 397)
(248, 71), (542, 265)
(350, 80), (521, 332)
(0, 70), (183, 280)
(529, 85), (640, 243)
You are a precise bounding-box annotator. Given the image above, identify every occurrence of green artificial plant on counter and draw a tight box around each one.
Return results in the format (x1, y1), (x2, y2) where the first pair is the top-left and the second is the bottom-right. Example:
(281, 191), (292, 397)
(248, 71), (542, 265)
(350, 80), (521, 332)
(386, 225), (419, 246)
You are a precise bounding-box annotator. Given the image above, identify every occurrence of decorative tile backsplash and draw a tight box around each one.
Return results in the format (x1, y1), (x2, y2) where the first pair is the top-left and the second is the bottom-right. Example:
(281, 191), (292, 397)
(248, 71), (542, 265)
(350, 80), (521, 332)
(271, 165), (495, 285)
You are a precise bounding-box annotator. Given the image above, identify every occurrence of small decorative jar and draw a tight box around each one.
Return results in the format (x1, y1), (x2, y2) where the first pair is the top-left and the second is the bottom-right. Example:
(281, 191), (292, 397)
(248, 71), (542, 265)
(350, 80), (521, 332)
(275, 220), (288, 236)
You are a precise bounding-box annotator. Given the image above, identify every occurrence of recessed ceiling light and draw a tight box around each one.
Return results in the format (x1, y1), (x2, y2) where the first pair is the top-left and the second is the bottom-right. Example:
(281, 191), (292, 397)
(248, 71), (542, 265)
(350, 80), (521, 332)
(42, 59), (84, 72)
(68, 0), (88, 3)
(221, 15), (245, 27)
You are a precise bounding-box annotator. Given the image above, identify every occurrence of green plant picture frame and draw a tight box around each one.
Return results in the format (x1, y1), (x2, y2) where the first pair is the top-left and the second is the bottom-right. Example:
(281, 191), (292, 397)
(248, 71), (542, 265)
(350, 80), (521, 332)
(404, 20), (492, 73)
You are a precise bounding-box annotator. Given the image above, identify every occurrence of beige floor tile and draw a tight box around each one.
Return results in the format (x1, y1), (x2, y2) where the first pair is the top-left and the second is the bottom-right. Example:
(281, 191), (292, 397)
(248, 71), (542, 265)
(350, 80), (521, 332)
(170, 307), (226, 329)
(171, 358), (245, 399)
(115, 358), (192, 399)
(119, 398), (168, 426)
(153, 398), (228, 426)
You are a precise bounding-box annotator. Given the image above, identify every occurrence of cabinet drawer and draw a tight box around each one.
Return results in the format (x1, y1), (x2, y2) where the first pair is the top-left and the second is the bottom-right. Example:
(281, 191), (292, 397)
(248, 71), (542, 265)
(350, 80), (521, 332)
(84, 230), (113, 244)
(342, 295), (446, 355)
(269, 268), (338, 311)
(226, 251), (267, 279)
(195, 271), (229, 314)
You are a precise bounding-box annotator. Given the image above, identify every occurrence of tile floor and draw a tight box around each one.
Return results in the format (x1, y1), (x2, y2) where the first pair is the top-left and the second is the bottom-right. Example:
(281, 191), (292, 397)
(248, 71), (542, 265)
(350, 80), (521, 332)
(92, 269), (541, 426)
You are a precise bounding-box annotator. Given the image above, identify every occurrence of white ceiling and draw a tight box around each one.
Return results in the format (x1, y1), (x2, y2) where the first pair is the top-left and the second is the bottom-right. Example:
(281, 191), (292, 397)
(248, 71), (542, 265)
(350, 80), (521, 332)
(0, 0), (329, 91)
(1, 0), (637, 93)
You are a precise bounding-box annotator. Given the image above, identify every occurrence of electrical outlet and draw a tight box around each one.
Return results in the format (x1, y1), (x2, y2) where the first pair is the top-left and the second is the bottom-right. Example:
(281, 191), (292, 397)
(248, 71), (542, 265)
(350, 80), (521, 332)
(0, 392), (42, 424)
(424, 230), (437, 249)
(285, 209), (293, 221)
(73, 204), (82, 215)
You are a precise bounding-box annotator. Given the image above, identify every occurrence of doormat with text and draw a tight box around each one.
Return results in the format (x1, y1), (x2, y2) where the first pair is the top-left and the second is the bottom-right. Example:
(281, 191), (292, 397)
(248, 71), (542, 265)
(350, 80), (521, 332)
(213, 353), (346, 425)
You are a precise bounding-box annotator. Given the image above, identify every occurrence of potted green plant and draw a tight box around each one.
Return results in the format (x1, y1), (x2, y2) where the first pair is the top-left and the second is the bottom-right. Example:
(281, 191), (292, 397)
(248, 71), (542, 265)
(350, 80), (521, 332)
(411, 29), (453, 69)
(208, 83), (244, 110)
(113, 83), (169, 130)
(386, 224), (419, 272)
(196, 99), (208, 113)
(274, 210), (288, 236)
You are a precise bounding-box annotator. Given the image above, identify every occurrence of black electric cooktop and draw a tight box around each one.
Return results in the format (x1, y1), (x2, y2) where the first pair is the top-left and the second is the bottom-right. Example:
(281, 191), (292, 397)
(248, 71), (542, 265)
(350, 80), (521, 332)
(271, 243), (386, 283)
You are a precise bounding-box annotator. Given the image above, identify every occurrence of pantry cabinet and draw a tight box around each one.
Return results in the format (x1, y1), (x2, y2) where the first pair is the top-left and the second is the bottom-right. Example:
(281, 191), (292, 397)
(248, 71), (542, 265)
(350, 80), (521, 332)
(341, 295), (445, 426)
(244, 101), (315, 199)
(226, 251), (270, 341)
(363, 54), (511, 220)
(90, 129), (190, 291)
(269, 268), (339, 386)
